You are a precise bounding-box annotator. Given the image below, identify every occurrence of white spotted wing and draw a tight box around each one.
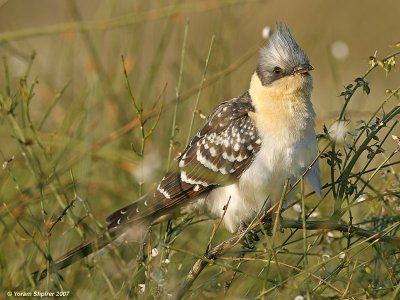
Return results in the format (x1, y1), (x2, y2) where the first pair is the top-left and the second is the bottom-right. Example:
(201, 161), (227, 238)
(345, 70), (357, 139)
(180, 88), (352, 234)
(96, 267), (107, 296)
(106, 92), (261, 229)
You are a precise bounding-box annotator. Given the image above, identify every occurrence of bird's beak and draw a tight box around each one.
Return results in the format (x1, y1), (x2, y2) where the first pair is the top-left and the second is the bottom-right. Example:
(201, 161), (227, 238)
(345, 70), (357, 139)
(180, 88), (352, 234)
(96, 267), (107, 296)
(293, 63), (314, 75)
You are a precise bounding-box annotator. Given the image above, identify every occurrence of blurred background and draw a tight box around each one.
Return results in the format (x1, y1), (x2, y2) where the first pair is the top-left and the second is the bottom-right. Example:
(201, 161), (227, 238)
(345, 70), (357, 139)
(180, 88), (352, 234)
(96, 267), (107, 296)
(1, 0), (399, 117)
(1, 0), (399, 298)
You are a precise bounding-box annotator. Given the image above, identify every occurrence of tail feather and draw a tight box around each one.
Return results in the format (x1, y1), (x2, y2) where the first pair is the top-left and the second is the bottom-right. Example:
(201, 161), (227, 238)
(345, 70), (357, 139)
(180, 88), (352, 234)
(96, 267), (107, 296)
(105, 195), (150, 227)
(32, 230), (118, 283)
(32, 217), (151, 283)
(32, 175), (196, 282)
(106, 192), (163, 229)
(106, 172), (209, 230)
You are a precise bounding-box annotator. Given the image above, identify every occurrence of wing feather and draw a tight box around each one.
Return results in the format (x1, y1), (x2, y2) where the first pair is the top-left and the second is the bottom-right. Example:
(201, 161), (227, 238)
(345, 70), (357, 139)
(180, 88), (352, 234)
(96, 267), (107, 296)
(107, 92), (262, 228)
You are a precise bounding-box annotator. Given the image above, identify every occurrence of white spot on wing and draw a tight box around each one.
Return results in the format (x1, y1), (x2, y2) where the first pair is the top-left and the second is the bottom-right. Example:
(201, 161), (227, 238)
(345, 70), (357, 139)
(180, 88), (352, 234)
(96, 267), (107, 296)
(196, 150), (230, 174)
(181, 170), (209, 187)
(222, 152), (237, 162)
(209, 147), (217, 157)
(197, 150), (219, 172)
(158, 186), (171, 199)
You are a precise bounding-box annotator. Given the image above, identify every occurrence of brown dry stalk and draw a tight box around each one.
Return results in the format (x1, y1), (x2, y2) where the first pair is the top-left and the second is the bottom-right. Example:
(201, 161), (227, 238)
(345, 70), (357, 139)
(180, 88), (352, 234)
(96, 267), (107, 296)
(173, 218), (400, 299)
(219, 257), (345, 295)
(172, 147), (400, 299)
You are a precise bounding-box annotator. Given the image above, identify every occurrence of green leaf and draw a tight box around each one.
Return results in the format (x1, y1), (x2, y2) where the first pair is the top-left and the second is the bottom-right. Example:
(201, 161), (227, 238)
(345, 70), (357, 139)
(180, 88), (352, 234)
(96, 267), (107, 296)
(363, 83), (370, 95)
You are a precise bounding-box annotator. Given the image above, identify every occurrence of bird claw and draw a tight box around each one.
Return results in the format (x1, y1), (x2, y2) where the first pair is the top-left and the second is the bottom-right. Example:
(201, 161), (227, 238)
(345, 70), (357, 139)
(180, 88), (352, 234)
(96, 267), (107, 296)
(238, 223), (260, 249)
(261, 213), (274, 236)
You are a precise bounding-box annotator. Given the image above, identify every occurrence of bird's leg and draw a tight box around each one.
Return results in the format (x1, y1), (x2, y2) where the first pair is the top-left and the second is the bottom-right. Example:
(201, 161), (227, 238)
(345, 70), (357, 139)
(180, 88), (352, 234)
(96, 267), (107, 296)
(237, 222), (260, 249)
(261, 212), (274, 236)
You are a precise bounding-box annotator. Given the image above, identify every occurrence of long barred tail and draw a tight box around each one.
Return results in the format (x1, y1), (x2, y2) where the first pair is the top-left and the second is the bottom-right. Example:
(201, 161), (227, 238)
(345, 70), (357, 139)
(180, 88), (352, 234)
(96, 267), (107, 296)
(32, 195), (154, 283)
(32, 230), (119, 282)
(105, 193), (157, 229)
(32, 171), (207, 282)
(105, 173), (209, 230)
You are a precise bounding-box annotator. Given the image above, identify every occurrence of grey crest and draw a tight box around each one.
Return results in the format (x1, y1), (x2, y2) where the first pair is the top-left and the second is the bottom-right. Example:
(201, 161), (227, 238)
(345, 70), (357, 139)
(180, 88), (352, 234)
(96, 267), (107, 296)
(257, 23), (310, 85)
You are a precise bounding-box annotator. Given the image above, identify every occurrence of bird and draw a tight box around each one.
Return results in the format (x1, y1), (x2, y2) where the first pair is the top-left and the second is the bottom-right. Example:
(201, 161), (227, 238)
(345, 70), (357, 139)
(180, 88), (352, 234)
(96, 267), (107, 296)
(33, 23), (321, 281)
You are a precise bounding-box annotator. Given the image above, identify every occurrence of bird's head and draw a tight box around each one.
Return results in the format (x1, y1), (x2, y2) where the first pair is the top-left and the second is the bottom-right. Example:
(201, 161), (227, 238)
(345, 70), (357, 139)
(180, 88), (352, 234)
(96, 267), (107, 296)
(256, 23), (313, 96)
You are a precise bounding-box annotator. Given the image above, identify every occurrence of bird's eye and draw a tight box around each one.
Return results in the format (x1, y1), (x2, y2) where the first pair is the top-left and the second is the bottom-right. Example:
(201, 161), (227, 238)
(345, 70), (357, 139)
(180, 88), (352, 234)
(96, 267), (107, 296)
(273, 66), (282, 75)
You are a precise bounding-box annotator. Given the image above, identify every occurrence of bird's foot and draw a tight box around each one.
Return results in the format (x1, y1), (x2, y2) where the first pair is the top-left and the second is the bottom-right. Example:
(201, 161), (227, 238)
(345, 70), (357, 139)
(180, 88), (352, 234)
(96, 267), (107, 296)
(238, 223), (260, 249)
(261, 213), (274, 236)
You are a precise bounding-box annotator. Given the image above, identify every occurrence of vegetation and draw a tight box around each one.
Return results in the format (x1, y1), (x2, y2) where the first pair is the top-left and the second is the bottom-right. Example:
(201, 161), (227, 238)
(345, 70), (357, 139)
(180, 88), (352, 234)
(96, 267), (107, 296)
(1, 1), (399, 299)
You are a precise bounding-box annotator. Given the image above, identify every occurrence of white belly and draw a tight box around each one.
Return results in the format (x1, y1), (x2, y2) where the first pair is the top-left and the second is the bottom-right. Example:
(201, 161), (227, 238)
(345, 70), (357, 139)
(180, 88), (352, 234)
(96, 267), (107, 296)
(202, 128), (319, 233)
(195, 73), (321, 232)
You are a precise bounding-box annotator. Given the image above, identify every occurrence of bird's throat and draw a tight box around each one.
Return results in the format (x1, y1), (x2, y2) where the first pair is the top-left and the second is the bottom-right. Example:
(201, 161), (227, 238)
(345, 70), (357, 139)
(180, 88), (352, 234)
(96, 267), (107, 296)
(248, 72), (315, 139)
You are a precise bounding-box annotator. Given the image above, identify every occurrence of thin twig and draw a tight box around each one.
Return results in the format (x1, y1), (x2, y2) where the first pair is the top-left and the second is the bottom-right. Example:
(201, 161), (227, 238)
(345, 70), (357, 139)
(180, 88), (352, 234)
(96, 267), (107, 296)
(207, 197), (231, 250)
(173, 217), (400, 299)
(220, 257), (345, 295)
(168, 18), (189, 169)
(186, 35), (215, 145)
